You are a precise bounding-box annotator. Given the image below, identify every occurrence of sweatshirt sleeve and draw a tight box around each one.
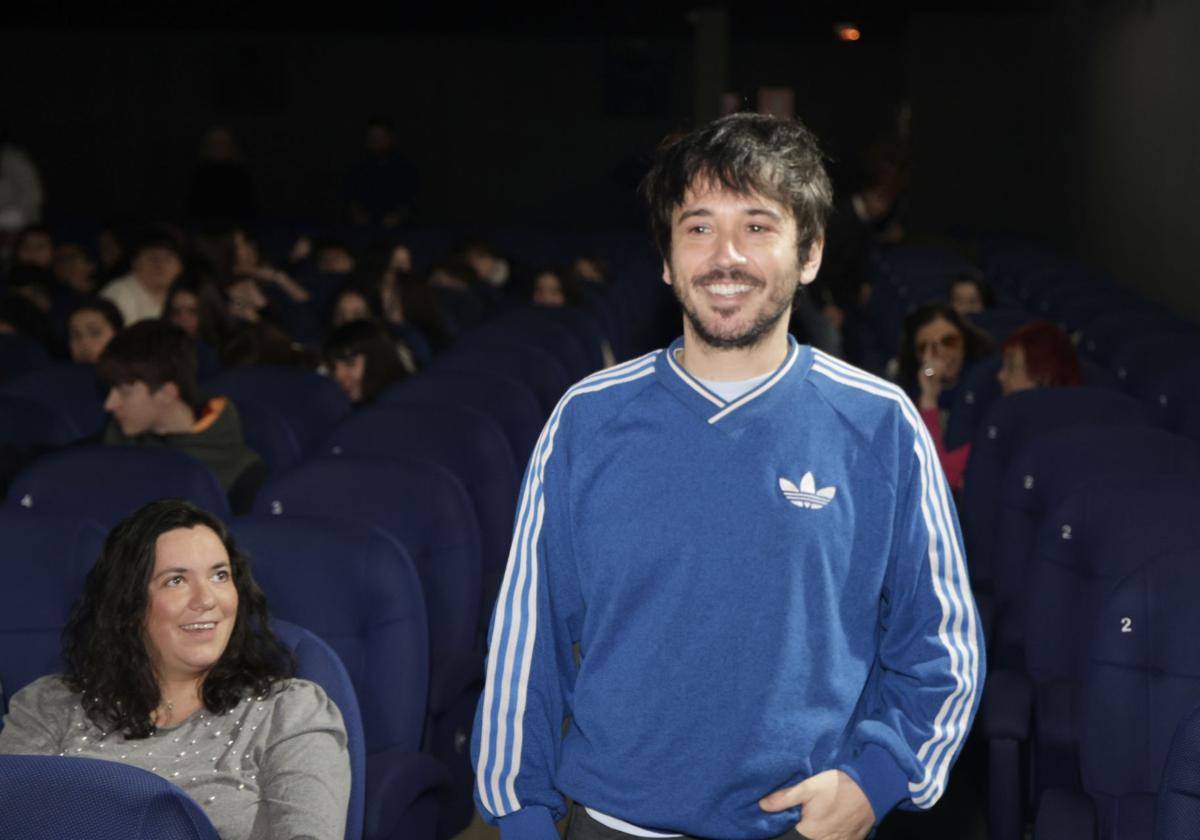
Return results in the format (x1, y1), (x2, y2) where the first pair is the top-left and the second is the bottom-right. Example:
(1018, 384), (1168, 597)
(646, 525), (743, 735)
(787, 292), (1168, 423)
(837, 406), (984, 822)
(472, 404), (584, 840)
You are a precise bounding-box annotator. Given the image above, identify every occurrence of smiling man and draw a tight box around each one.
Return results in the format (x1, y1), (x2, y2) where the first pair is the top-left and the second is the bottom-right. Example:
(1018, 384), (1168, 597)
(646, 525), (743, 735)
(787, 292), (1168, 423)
(472, 113), (983, 840)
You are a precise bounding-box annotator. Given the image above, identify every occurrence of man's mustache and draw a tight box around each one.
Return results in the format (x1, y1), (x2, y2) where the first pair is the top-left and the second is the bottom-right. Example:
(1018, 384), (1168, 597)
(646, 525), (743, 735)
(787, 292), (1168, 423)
(692, 268), (764, 287)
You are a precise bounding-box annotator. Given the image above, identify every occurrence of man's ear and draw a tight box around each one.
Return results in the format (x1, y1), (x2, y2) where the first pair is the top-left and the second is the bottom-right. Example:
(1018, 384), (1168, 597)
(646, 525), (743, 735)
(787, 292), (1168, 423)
(798, 237), (825, 286)
(661, 258), (673, 286)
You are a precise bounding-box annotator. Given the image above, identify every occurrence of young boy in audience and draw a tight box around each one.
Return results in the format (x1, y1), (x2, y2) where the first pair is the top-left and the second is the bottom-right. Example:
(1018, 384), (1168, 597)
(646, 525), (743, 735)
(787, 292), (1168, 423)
(99, 228), (185, 325)
(97, 319), (265, 512)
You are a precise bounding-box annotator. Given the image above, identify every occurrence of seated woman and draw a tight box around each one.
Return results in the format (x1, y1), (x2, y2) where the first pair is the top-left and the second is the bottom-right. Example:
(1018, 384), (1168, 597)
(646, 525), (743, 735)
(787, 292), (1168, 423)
(946, 271), (994, 317)
(996, 318), (1081, 394)
(66, 297), (124, 364)
(323, 318), (407, 406)
(0, 499), (351, 840)
(898, 303), (992, 492)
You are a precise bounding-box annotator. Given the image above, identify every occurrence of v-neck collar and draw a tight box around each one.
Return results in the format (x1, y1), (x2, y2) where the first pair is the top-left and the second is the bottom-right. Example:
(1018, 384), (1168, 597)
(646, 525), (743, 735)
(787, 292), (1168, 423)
(657, 335), (810, 428)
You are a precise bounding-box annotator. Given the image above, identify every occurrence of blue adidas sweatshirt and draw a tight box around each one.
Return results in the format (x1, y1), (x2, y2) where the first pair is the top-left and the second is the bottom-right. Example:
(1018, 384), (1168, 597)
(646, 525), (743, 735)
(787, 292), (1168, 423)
(473, 338), (984, 840)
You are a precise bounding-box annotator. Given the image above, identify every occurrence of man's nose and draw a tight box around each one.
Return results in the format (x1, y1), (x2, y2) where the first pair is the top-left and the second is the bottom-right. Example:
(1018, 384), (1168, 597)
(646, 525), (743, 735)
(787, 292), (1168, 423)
(711, 232), (748, 269)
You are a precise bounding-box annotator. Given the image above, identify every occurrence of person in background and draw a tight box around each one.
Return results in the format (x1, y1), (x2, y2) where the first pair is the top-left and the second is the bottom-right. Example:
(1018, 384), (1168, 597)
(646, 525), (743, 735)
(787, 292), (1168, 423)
(996, 319), (1080, 395)
(0, 129), (44, 239)
(100, 228), (185, 325)
(53, 241), (99, 298)
(97, 320), (264, 512)
(67, 298), (123, 365)
(529, 266), (586, 309)
(346, 118), (418, 227)
(899, 303), (992, 493)
(184, 126), (258, 223)
(323, 318), (407, 405)
(0, 498), (351, 840)
(10, 224), (54, 271)
(947, 272), (994, 318)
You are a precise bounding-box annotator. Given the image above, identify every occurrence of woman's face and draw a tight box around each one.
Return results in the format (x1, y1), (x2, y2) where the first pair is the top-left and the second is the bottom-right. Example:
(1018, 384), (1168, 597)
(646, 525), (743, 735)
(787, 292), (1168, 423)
(532, 272), (565, 307)
(167, 290), (201, 337)
(143, 526), (238, 685)
(333, 292), (371, 326)
(333, 354), (366, 403)
(997, 345), (1038, 396)
(914, 316), (965, 384)
(228, 278), (266, 322)
(949, 282), (984, 316)
(68, 310), (117, 364)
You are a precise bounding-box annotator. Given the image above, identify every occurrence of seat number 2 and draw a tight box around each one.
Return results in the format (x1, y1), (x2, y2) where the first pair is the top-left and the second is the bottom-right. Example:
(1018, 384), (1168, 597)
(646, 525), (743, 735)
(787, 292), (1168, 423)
(1120, 617), (1133, 633)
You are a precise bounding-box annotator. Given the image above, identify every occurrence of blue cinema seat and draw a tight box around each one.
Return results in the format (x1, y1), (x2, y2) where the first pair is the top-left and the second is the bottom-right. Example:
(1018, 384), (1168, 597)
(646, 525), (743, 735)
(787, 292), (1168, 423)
(0, 361), (106, 440)
(0, 755), (220, 839)
(377, 369), (544, 469)
(254, 456), (484, 839)
(961, 387), (1149, 601)
(3, 446), (231, 524)
(0, 512), (105, 712)
(1034, 548), (1200, 840)
(428, 342), (570, 417)
(0, 393), (85, 449)
(236, 517), (446, 840)
(1156, 702), (1200, 839)
(0, 334), (52, 383)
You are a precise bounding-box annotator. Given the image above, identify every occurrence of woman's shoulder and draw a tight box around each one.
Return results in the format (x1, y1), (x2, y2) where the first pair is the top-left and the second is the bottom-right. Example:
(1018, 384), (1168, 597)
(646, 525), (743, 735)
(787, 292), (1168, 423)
(9, 674), (77, 709)
(259, 678), (347, 733)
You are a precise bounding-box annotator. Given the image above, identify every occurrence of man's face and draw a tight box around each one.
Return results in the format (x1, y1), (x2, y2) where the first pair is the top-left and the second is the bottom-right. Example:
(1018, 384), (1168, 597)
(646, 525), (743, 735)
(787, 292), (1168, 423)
(104, 380), (171, 436)
(132, 246), (183, 292)
(663, 181), (822, 350)
(17, 232), (53, 268)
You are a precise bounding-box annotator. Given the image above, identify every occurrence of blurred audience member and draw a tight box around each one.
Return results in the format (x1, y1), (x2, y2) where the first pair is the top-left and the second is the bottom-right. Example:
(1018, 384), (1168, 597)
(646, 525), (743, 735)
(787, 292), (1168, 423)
(54, 241), (99, 297)
(231, 228), (309, 303)
(98, 320), (265, 512)
(899, 303), (992, 492)
(185, 126), (258, 223)
(165, 276), (230, 349)
(11, 224), (54, 270)
(323, 319), (407, 405)
(346, 119), (417, 227)
(100, 228), (185, 325)
(948, 271), (994, 317)
(315, 239), (356, 275)
(996, 319), (1081, 395)
(380, 269), (444, 360)
(530, 266), (585, 308)
(0, 130), (44, 237)
(223, 275), (270, 325)
(67, 298), (123, 365)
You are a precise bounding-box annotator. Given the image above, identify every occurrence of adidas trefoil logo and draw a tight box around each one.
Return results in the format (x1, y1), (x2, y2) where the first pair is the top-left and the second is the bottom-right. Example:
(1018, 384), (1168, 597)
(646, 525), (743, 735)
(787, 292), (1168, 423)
(779, 472), (837, 510)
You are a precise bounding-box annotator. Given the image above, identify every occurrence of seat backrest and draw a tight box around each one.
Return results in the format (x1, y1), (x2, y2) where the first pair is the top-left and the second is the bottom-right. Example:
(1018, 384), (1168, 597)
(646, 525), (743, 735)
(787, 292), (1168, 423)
(203, 366), (351, 454)
(323, 402), (518, 581)
(272, 619), (366, 840)
(962, 387), (1149, 590)
(376, 369), (544, 470)
(994, 426), (1200, 630)
(1080, 548), (1200, 840)
(0, 512), (105, 710)
(456, 316), (591, 381)
(1148, 358), (1200, 432)
(5, 446), (231, 525)
(0, 754), (219, 839)
(227, 398), (304, 475)
(1109, 333), (1200, 402)
(254, 455), (481, 658)
(1155, 702), (1200, 840)
(429, 342), (570, 416)
(1025, 475), (1200, 689)
(234, 515), (429, 757)
(0, 394), (85, 448)
(944, 355), (1002, 450)
(0, 362), (106, 439)
(0, 334), (52, 383)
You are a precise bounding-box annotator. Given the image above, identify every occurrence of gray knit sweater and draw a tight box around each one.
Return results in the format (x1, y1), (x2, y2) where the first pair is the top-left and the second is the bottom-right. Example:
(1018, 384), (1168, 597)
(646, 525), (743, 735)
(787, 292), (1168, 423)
(0, 675), (350, 840)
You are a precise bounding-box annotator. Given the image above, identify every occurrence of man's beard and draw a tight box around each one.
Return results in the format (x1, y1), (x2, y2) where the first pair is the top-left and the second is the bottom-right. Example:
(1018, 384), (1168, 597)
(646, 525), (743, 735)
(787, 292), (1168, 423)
(671, 267), (796, 351)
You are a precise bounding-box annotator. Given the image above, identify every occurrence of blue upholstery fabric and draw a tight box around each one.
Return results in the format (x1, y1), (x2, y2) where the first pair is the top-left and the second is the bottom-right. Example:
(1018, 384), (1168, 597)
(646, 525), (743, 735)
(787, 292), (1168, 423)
(227, 397), (304, 474)
(1156, 703), (1200, 839)
(239, 523), (443, 840)
(0, 754), (220, 839)
(203, 366), (351, 455)
(377, 369), (544, 468)
(0, 393), (84, 448)
(0, 512), (104, 711)
(961, 387), (1149, 593)
(272, 619), (368, 840)
(991, 425), (1200, 669)
(1108, 333), (1200, 402)
(4, 446), (231, 524)
(322, 402), (517, 593)
(429, 342), (570, 416)
(0, 362), (106, 440)
(0, 334), (51, 383)
(944, 355), (1002, 450)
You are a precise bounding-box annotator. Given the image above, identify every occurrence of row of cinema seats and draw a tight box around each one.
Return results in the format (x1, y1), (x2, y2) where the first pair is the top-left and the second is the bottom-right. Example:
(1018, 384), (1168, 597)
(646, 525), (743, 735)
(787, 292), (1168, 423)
(0, 274), (663, 839)
(873, 241), (1200, 840)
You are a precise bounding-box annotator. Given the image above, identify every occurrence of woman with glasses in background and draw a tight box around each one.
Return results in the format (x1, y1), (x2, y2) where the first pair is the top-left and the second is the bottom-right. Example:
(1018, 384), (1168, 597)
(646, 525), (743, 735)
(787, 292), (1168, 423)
(897, 303), (993, 493)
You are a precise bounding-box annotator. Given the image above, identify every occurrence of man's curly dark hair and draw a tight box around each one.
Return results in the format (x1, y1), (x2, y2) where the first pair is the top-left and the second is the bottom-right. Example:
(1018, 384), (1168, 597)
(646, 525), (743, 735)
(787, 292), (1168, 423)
(61, 498), (294, 739)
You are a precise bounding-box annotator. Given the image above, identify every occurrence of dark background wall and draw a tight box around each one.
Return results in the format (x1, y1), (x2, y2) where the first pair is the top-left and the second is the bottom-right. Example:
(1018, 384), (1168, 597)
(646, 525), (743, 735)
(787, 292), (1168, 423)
(5, 4), (1199, 317)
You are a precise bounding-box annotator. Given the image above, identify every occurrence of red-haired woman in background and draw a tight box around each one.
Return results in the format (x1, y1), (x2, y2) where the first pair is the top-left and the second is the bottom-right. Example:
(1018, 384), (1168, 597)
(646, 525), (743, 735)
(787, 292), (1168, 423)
(996, 319), (1081, 395)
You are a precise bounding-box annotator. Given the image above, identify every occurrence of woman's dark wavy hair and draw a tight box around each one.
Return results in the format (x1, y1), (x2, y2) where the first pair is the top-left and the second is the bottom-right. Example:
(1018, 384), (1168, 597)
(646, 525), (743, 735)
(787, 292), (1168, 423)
(323, 317), (407, 404)
(641, 112), (833, 264)
(897, 302), (993, 393)
(62, 499), (294, 739)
